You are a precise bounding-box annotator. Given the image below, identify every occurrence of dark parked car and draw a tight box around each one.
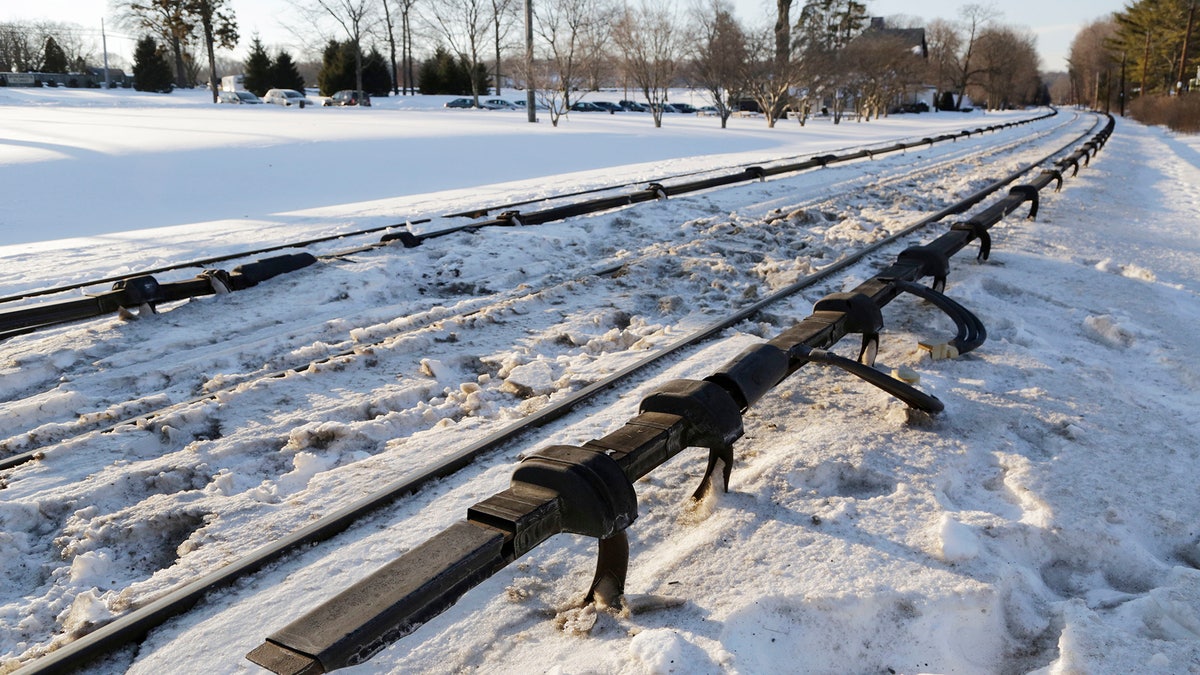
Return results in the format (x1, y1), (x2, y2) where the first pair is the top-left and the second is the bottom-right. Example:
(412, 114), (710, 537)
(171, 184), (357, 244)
(218, 90), (261, 104)
(619, 100), (649, 112)
(325, 89), (370, 106)
(670, 102), (698, 114)
(592, 101), (622, 113)
(569, 101), (607, 112)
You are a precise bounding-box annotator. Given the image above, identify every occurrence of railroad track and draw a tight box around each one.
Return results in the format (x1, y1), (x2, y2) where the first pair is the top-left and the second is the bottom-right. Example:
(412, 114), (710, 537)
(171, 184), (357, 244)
(0, 110), (1076, 462)
(0, 110), (1082, 472)
(1, 109), (1108, 673)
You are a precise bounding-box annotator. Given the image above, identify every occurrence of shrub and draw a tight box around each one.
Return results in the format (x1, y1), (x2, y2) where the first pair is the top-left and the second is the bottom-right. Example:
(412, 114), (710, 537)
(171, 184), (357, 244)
(1129, 94), (1200, 134)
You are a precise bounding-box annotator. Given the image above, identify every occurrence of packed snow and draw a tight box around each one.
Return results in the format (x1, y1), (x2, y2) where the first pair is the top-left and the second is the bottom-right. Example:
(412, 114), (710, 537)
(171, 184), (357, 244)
(1, 87), (1199, 675)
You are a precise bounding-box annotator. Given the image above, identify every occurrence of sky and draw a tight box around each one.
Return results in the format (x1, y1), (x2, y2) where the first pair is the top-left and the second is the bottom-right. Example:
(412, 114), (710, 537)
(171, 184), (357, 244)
(5, 0), (1128, 72)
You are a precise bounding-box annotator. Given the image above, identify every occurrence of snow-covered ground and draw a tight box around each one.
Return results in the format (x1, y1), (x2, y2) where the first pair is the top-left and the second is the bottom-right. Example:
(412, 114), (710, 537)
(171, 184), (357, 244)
(1, 88), (1199, 674)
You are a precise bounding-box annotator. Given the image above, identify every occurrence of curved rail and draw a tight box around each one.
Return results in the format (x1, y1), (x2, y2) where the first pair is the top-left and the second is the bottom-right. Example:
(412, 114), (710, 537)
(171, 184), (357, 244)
(14, 111), (1108, 675)
(0, 111), (1054, 340)
(244, 113), (1113, 675)
(0, 111), (1078, 469)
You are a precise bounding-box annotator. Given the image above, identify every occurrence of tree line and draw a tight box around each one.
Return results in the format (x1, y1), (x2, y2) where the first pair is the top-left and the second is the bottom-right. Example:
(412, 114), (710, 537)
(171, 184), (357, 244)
(1065, 0), (1196, 110)
(1, 21), (102, 76)
(6, 0), (1048, 125)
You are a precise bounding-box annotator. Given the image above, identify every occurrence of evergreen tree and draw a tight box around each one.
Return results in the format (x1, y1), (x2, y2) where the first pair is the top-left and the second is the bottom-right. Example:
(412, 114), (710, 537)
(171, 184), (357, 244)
(270, 50), (306, 91)
(317, 41), (392, 96)
(1113, 0), (1197, 95)
(416, 51), (443, 94)
(243, 37), (272, 95)
(419, 47), (459, 94)
(318, 40), (350, 95)
(43, 37), (69, 73)
(418, 46), (488, 95)
(133, 35), (174, 93)
(362, 48), (392, 96)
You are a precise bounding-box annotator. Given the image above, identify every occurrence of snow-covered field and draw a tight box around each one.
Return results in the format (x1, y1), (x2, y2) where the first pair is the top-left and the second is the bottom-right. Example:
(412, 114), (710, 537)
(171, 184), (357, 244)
(1, 88), (1199, 674)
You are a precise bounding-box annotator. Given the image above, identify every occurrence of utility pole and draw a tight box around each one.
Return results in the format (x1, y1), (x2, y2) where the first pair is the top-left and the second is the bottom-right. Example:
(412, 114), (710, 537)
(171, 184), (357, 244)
(1120, 51), (1127, 116)
(1105, 68), (1112, 113)
(1140, 28), (1150, 97)
(524, 0), (535, 122)
(102, 19), (110, 89)
(1179, 1), (1196, 93)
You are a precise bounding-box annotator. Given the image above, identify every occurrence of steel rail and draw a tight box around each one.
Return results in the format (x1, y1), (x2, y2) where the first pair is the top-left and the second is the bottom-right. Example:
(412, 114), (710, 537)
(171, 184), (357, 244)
(244, 112), (1112, 675)
(0, 110), (1052, 324)
(16, 111), (1103, 675)
(399, 111), (1057, 246)
(439, 115), (1046, 220)
(0, 110), (1076, 468)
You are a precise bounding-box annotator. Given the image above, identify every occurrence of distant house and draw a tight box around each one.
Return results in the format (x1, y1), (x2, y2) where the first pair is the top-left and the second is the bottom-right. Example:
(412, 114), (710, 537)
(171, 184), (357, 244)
(861, 16), (928, 58)
(852, 17), (936, 111)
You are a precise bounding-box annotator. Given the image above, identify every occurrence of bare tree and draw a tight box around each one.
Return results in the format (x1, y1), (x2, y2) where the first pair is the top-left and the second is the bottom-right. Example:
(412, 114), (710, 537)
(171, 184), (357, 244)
(1067, 17), (1119, 107)
(1, 21), (49, 72)
(122, 0), (196, 86)
(388, 0), (419, 94)
(382, 0), (400, 93)
(304, 0), (376, 96)
(611, 1), (684, 128)
(741, 21), (800, 127)
(425, 0), (491, 105)
(1, 21), (105, 74)
(376, 0), (420, 94)
(578, 3), (617, 90)
(490, 0), (519, 95)
(969, 25), (1040, 110)
(185, 0), (238, 102)
(690, 0), (748, 128)
(843, 32), (924, 120)
(533, 0), (611, 122)
(525, 60), (567, 125)
(769, 0), (794, 120)
(924, 18), (961, 104)
(944, 3), (999, 110)
(795, 0), (869, 124)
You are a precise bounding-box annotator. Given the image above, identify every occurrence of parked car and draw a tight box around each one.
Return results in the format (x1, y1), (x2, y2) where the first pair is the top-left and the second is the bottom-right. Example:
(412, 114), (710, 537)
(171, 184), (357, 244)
(444, 97), (477, 109)
(481, 98), (516, 109)
(512, 99), (549, 111)
(569, 101), (607, 113)
(263, 88), (311, 107)
(324, 89), (370, 106)
(670, 102), (698, 114)
(619, 100), (649, 112)
(592, 101), (622, 113)
(218, 90), (261, 104)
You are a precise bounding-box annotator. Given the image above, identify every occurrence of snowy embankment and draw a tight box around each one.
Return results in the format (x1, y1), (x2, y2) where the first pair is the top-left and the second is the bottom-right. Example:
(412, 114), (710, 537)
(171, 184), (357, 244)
(1, 88), (1199, 674)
